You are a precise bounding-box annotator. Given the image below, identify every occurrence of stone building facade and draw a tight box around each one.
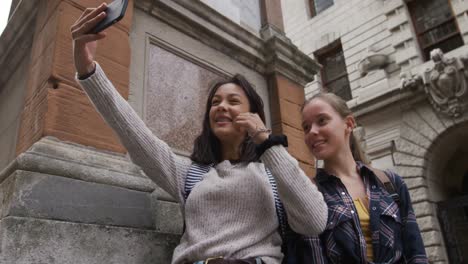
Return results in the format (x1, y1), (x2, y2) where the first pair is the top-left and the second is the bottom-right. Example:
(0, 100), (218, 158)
(0, 0), (319, 263)
(281, 0), (468, 263)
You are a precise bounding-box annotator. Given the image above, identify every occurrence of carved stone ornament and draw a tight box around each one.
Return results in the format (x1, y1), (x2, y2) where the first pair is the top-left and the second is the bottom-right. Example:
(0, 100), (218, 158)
(357, 49), (390, 77)
(400, 71), (423, 92)
(423, 49), (468, 118)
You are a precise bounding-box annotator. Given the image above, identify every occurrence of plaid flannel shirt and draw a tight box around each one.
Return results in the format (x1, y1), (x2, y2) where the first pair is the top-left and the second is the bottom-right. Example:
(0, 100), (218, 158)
(301, 163), (428, 264)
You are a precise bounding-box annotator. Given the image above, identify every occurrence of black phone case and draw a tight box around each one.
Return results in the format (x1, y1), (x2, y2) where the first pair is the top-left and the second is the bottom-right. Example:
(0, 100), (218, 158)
(89, 0), (129, 34)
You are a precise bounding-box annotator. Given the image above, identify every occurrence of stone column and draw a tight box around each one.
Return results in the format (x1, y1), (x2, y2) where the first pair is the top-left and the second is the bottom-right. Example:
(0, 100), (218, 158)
(260, 0), (317, 177)
(0, 1), (180, 263)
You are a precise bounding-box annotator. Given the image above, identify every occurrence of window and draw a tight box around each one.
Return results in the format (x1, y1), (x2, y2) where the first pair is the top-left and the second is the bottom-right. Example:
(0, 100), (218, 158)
(316, 41), (352, 101)
(408, 0), (463, 61)
(309, 0), (334, 17)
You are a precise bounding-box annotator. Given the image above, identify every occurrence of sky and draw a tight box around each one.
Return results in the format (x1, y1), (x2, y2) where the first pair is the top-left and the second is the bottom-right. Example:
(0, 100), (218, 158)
(0, 0), (13, 35)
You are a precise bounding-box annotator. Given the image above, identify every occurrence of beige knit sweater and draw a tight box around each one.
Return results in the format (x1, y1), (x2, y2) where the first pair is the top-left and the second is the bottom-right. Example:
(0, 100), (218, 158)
(77, 63), (327, 264)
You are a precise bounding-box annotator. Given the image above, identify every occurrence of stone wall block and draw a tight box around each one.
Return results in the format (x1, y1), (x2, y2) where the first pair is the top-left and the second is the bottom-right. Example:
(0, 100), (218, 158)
(393, 152), (425, 167)
(152, 195), (183, 235)
(425, 245), (449, 263)
(394, 165), (425, 178)
(403, 176), (427, 190)
(402, 110), (438, 141)
(391, 27), (413, 47)
(408, 186), (430, 204)
(382, 0), (404, 15)
(0, 216), (179, 264)
(386, 12), (407, 31)
(416, 215), (440, 232)
(395, 46), (419, 66)
(400, 124), (432, 149)
(2, 170), (154, 229)
(414, 103), (447, 134)
(412, 201), (437, 218)
(421, 230), (445, 247)
(45, 83), (126, 153)
(394, 138), (427, 157)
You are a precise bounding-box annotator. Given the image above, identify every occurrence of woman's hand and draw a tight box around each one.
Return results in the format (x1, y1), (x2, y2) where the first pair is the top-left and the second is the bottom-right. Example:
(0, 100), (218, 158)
(70, 3), (108, 77)
(235, 112), (271, 144)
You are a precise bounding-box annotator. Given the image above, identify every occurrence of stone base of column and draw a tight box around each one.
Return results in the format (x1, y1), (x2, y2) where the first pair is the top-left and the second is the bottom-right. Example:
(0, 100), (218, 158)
(0, 137), (182, 263)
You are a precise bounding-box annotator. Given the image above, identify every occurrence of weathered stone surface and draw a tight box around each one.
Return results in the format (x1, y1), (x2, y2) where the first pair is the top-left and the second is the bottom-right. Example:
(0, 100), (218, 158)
(145, 43), (223, 154)
(412, 200), (436, 218)
(0, 216), (179, 264)
(1, 170), (154, 229)
(414, 103), (447, 134)
(416, 215), (440, 232)
(421, 230), (444, 247)
(1, 137), (178, 201)
(425, 245), (449, 263)
(394, 165), (425, 178)
(394, 138), (427, 158)
(402, 110), (439, 141)
(403, 177), (427, 190)
(393, 152), (425, 167)
(408, 186), (430, 204)
(400, 125), (432, 149)
(152, 197), (184, 235)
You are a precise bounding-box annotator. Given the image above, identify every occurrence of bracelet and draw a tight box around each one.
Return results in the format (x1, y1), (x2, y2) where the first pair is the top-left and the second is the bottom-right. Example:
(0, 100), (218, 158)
(250, 128), (271, 139)
(77, 63), (97, 80)
(256, 134), (288, 156)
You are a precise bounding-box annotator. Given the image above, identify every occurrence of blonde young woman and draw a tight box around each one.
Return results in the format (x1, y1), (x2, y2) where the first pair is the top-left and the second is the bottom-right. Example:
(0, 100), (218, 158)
(300, 93), (427, 264)
(70, 3), (328, 264)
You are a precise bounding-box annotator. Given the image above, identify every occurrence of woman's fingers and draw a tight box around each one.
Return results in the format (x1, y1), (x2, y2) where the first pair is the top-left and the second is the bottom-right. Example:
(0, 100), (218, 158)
(71, 3), (107, 38)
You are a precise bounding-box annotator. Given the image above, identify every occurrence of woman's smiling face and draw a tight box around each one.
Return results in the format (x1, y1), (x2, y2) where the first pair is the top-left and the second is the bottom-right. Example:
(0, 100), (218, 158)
(302, 98), (353, 161)
(209, 83), (251, 143)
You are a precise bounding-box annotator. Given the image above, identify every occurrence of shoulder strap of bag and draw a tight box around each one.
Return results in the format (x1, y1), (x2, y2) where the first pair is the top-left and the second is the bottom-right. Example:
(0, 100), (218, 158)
(265, 168), (288, 239)
(368, 167), (400, 205)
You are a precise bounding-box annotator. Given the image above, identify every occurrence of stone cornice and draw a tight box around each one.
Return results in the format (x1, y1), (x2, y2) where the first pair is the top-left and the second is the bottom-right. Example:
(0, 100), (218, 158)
(135, 0), (319, 85)
(0, 0), (37, 93)
(351, 86), (427, 118)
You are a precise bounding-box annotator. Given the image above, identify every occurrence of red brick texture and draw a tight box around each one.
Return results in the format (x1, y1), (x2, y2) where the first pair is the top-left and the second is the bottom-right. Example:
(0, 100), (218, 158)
(269, 74), (315, 177)
(16, 0), (133, 155)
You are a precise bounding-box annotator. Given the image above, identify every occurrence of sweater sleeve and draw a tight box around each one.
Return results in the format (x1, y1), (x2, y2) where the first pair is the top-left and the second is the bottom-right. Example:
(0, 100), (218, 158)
(76, 62), (191, 201)
(260, 145), (328, 236)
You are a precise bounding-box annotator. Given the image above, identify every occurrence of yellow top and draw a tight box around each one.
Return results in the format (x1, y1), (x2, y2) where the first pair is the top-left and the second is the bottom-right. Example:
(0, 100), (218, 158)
(353, 197), (373, 262)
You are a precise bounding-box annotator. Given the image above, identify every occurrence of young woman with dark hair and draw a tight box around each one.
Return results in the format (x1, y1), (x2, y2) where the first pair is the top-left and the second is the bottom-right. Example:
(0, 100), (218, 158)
(70, 4), (328, 264)
(300, 92), (428, 263)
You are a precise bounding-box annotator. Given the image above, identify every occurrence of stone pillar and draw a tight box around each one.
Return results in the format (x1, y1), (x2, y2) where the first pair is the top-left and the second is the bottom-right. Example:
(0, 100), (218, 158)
(15, 0), (134, 155)
(0, 1), (180, 263)
(260, 0), (317, 177)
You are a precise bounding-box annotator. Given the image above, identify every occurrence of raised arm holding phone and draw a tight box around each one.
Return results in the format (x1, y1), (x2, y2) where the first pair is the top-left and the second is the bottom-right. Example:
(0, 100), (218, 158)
(70, 3), (328, 264)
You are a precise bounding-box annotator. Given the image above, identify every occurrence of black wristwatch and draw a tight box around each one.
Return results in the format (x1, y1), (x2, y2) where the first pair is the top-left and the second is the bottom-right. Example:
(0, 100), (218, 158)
(256, 134), (288, 156)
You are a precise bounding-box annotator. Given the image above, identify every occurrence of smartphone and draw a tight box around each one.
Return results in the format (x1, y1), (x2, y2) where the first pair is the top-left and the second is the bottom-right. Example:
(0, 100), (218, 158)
(89, 0), (129, 34)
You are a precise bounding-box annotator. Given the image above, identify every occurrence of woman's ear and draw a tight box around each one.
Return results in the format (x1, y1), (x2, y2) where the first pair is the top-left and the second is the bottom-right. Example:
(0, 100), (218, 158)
(345, 115), (356, 134)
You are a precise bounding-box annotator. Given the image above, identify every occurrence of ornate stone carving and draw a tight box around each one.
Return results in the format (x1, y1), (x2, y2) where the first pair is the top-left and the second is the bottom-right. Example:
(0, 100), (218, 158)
(400, 71), (423, 92)
(423, 49), (468, 118)
(357, 49), (390, 77)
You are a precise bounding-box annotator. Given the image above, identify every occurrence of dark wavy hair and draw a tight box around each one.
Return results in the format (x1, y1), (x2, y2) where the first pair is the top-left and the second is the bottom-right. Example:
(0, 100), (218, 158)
(190, 74), (266, 164)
